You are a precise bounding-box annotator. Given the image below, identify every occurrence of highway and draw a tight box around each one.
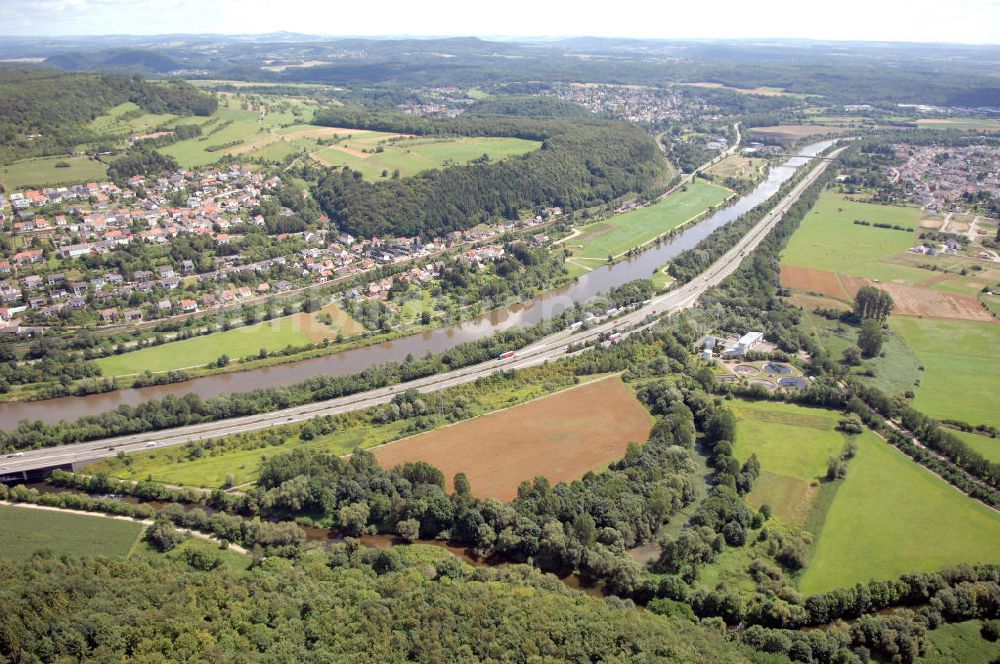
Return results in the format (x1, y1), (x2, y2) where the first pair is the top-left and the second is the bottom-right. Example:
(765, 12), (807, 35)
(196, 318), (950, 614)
(0, 145), (844, 478)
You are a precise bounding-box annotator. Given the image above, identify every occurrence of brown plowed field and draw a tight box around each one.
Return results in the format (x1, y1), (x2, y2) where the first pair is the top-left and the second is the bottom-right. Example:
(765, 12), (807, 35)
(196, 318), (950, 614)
(780, 265), (849, 300)
(782, 266), (993, 321)
(839, 275), (994, 322)
(372, 377), (652, 500)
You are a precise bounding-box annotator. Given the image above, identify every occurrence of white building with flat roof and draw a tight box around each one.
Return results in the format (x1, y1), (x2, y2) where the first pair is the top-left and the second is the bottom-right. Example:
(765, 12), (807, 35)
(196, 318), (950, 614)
(723, 331), (764, 358)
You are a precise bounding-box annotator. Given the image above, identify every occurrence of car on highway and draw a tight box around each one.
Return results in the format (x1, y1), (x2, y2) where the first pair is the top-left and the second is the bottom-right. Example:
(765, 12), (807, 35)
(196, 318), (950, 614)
(145, 442), (158, 447)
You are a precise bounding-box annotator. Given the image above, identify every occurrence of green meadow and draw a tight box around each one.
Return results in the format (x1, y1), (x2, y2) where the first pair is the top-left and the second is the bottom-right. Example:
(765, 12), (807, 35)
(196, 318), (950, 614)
(954, 430), (1000, 464)
(891, 317), (1000, 428)
(88, 101), (180, 136)
(0, 504), (144, 560)
(86, 417), (420, 488)
(731, 400), (845, 480)
(568, 181), (730, 265)
(730, 400), (850, 526)
(0, 155), (107, 190)
(799, 431), (1000, 594)
(313, 135), (540, 180)
(920, 621), (1000, 664)
(796, 309), (922, 396)
(780, 191), (919, 274)
(95, 316), (313, 376)
(916, 118), (1000, 132)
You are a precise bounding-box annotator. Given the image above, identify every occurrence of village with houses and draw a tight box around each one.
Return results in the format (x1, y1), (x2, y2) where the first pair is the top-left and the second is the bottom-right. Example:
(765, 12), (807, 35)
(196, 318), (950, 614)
(0, 163), (561, 338)
(888, 143), (1000, 213)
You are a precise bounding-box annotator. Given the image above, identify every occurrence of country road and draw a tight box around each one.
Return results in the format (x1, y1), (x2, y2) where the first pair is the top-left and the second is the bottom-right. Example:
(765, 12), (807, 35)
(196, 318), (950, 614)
(0, 144), (843, 478)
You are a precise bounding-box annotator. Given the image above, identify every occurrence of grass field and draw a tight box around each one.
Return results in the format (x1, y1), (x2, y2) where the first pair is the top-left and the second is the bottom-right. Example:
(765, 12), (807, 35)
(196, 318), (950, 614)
(747, 125), (851, 143)
(920, 621), (1000, 664)
(373, 376), (652, 500)
(88, 101), (180, 137)
(567, 181), (730, 265)
(0, 504), (145, 560)
(312, 135), (540, 180)
(799, 431), (1000, 594)
(780, 191), (920, 274)
(0, 155), (108, 190)
(685, 82), (813, 98)
(954, 430), (1000, 464)
(916, 118), (1000, 132)
(704, 155), (765, 180)
(730, 400), (851, 526)
(95, 303), (362, 376)
(891, 317), (1000, 429)
(731, 400), (846, 480)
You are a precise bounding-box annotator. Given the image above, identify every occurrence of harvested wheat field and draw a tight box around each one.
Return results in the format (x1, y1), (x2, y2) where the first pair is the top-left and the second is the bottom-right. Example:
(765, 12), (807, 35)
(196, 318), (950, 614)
(373, 376), (652, 500)
(786, 293), (851, 311)
(840, 276), (995, 322)
(780, 265), (850, 299)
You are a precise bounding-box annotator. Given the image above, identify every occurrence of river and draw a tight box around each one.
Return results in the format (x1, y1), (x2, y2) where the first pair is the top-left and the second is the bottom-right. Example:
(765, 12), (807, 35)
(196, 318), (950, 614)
(0, 140), (835, 428)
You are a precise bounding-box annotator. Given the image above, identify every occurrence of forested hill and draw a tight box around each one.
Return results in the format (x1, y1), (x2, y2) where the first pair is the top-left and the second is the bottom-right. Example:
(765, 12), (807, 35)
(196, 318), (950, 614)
(311, 109), (667, 238)
(464, 95), (596, 119)
(0, 69), (217, 163)
(0, 554), (752, 662)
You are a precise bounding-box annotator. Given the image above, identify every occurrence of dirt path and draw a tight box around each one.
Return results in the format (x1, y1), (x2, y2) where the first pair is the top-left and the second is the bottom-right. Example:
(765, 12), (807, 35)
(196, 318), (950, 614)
(939, 212), (953, 233)
(0, 500), (251, 554)
(552, 227), (582, 247)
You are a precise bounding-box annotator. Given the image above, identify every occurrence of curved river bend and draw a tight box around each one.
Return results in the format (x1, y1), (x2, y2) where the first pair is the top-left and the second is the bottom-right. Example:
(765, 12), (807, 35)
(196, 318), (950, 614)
(0, 141), (835, 428)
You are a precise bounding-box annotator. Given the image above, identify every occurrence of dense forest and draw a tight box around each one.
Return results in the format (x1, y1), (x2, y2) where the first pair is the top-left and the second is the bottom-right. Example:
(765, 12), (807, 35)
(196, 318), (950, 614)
(464, 95), (597, 119)
(0, 69), (217, 164)
(310, 109), (667, 238)
(0, 553), (750, 662)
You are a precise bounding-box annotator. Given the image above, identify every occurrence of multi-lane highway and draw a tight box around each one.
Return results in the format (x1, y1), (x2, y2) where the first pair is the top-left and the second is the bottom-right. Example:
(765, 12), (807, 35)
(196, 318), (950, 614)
(0, 145), (845, 479)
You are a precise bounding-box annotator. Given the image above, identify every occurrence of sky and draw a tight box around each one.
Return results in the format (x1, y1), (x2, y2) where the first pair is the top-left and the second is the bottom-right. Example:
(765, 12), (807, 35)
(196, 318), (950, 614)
(1, 0), (999, 44)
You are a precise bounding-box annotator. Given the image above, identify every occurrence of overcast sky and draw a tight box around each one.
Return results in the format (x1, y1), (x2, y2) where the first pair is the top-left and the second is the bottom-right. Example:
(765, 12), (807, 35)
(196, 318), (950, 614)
(2, 0), (998, 44)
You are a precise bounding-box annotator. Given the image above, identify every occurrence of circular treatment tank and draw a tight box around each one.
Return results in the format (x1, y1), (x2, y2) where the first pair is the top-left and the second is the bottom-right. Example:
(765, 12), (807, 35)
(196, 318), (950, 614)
(749, 379), (777, 390)
(778, 376), (808, 390)
(733, 364), (760, 375)
(763, 362), (793, 375)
